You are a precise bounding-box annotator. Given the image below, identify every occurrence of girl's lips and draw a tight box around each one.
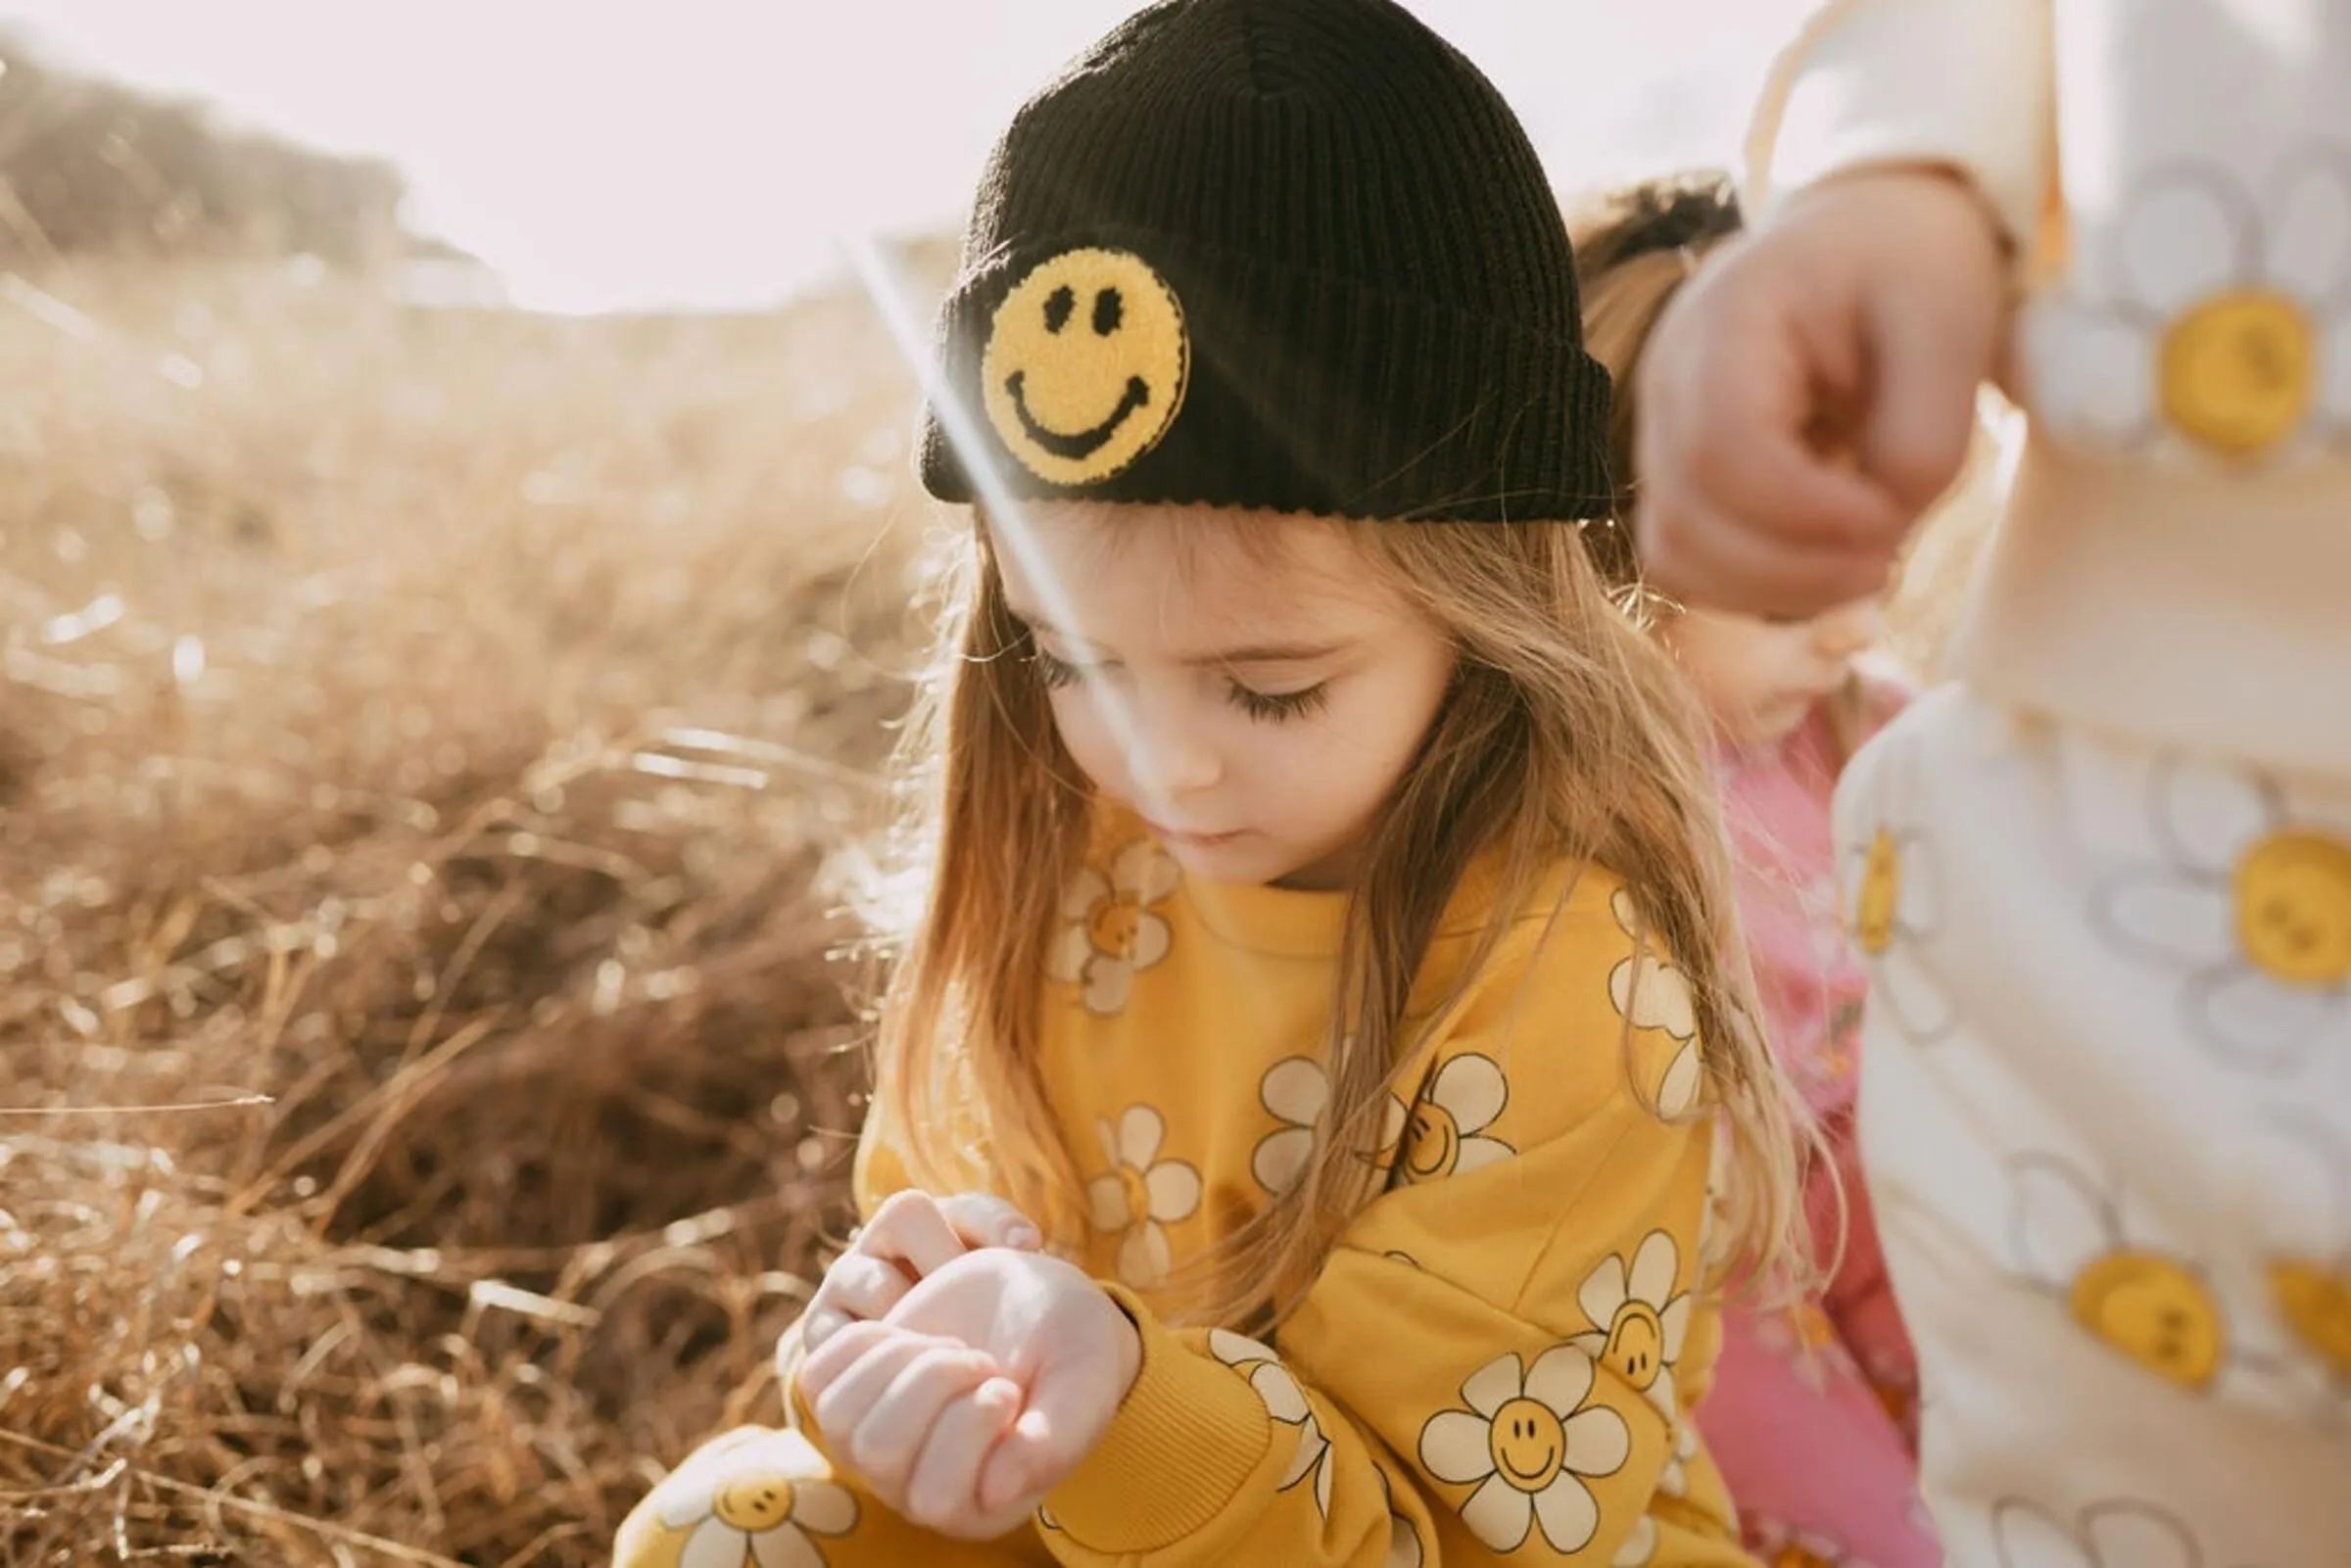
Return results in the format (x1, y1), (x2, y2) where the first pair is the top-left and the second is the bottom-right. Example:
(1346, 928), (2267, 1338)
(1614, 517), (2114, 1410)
(1147, 823), (1244, 848)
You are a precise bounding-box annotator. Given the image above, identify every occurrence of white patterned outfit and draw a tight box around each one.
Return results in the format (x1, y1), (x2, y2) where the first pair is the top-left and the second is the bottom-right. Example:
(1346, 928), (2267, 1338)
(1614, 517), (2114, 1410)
(1749, 2), (2351, 1563)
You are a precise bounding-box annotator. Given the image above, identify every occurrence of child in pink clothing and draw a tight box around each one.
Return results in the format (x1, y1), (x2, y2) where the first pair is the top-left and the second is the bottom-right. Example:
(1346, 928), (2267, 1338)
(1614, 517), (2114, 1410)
(1572, 173), (1937, 1568)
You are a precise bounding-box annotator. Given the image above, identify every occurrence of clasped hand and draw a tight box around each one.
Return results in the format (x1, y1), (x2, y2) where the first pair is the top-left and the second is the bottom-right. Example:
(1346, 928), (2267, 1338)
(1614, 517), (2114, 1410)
(792, 1192), (1142, 1540)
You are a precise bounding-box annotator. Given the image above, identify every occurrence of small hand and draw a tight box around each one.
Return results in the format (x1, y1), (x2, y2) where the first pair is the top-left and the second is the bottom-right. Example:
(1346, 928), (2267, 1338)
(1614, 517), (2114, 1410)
(794, 1190), (1043, 1358)
(798, 1249), (1141, 1538)
(1634, 166), (2007, 619)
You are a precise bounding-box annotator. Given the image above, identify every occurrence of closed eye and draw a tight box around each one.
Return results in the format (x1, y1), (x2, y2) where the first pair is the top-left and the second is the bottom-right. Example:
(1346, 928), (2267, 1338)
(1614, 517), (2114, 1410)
(1226, 681), (1328, 723)
(1032, 646), (1087, 689)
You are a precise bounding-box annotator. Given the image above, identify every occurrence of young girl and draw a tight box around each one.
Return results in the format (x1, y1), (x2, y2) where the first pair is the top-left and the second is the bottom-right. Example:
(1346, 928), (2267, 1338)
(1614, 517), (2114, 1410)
(1572, 174), (1939, 1568)
(613, 1), (1808, 1564)
(1631, 1), (2351, 1561)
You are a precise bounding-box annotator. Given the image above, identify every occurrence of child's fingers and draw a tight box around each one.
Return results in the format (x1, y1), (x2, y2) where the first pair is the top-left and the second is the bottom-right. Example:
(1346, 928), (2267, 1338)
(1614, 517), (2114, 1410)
(802, 1253), (916, 1354)
(858, 1191), (972, 1278)
(900, 1377), (1024, 1535)
(1644, 493), (1897, 622)
(935, 1194), (1043, 1253)
(843, 1347), (1004, 1497)
(798, 1320), (916, 1407)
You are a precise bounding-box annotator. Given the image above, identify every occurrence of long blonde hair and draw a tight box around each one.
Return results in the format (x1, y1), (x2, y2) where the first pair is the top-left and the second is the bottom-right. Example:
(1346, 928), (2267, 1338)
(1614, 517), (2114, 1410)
(865, 493), (1810, 1328)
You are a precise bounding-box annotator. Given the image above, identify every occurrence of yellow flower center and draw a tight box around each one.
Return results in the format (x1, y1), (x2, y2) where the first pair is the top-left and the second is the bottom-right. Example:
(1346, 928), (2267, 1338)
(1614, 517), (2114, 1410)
(2270, 1259), (2351, 1379)
(713, 1475), (796, 1532)
(2068, 1251), (2225, 1390)
(1603, 1301), (1668, 1392)
(1117, 1162), (1153, 1226)
(2233, 830), (2351, 986)
(1853, 830), (1901, 956)
(1404, 1101), (1460, 1180)
(1487, 1397), (1568, 1493)
(1087, 895), (1145, 960)
(2159, 289), (2314, 458)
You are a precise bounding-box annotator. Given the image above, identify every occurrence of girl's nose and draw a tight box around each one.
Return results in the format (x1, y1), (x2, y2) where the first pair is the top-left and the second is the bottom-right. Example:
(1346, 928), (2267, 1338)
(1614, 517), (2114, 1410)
(1127, 707), (1222, 802)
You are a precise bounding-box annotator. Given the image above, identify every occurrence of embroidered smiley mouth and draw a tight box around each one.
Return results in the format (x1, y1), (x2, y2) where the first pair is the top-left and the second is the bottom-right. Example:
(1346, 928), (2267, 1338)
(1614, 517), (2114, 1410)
(1497, 1446), (1558, 1485)
(1005, 370), (1152, 461)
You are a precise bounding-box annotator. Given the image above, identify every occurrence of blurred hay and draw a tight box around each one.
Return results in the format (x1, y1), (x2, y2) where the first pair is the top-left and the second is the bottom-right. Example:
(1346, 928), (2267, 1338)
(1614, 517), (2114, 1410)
(0, 242), (955, 1564)
(0, 34), (422, 268)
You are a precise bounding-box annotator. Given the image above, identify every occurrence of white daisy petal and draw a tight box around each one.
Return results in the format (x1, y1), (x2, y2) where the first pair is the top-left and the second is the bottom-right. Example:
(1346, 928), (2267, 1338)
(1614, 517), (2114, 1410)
(1874, 955), (1956, 1045)
(1210, 1328), (1273, 1367)
(1276, 1422), (1326, 1494)
(1989, 1500), (2085, 1568)
(1059, 868), (1113, 920)
(1657, 1294), (1692, 1362)
(1655, 1041), (1702, 1119)
(2327, 315), (2351, 427)
(2114, 171), (2251, 316)
(1559, 1404), (1632, 1477)
(1628, 1233), (1680, 1310)
(1045, 923), (1097, 985)
(1117, 839), (1183, 901)
(1260, 1058), (1330, 1125)
(681, 1523), (752, 1568)
(1313, 1449), (1334, 1520)
(2081, 1501), (2203, 1568)
(2010, 1156), (2117, 1286)
(1530, 1473), (1603, 1554)
(2095, 871), (2233, 967)
(653, 1473), (722, 1531)
(751, 1525), (825, 1568)
(2266, 152), (2351, 306)
(2022, 303), (2160, 446)
(1417, 1409), (1500, 1485)
(2155, 756), (2278, 875)
(1119, 1222), (1171, 1286)
(1460, 1475), (1536, 1552)
(1524, 1345), (1598, 1417)
(1387, 1509), (1424, 1568)
(1117, 1105), (1166, 1168)
(2189, 964), (2340, 1072)
(1644, 1368), (1679, 1424)
(1083, 960), (1135, 1017)
(1252, 1362), (1312, 1424)
(1893, 832), (1943, 932)
(1609, 886), (1643, 937)
(1613, 1514), (1660, 1568)
(1145, 1159), (1201, 1224)
(1128, 912), (1173, 972)
(1252, 1126), (1316, 1194)
(792, 1482), (857, 1537)
(1461, 1354), (1525, 1421)
(1578, 1256), (1631, 1330)
(1087, 1174), (1129, 1233)
(1431, 1055), (1509, 1133)
(1451, 1135), (1516, 1175)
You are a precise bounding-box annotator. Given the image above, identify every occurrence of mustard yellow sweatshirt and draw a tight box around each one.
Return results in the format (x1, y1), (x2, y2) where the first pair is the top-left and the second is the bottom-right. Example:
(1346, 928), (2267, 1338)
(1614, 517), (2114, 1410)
(834, 821), (1749, 1567)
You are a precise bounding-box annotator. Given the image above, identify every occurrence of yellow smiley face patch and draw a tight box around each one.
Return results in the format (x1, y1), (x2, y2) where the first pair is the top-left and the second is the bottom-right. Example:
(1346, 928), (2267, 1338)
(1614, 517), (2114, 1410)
(981, 247), (1189, 485)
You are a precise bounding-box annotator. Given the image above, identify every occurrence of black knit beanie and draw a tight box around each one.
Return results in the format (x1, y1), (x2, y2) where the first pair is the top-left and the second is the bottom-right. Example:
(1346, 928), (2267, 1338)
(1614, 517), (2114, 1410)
(917, 0), (1614, 523)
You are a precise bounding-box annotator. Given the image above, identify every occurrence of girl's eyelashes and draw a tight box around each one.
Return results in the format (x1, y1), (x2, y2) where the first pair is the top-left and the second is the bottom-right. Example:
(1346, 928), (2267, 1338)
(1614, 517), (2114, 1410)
(1032, 644), (1328, 724)
(1227, 681), (1330, 723)
(1032, 646), (1084, 689)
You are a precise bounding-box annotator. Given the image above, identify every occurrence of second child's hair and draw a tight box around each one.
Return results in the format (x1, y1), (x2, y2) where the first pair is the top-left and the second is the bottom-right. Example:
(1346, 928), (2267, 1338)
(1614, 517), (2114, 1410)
(864, 502), (1809, 1328)
(1567, 171), (1746, 542)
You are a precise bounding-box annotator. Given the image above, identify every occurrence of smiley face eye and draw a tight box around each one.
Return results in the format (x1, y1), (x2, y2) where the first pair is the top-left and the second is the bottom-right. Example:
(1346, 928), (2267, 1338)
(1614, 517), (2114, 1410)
(1043, 285), (1076, 334)
(1092, 287), (1124, 336)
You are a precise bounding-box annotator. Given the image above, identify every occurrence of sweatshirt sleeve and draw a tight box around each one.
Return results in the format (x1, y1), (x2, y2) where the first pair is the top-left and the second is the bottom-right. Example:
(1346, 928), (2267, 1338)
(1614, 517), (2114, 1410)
(1038, 874), (1740, 1566)
(1743, 0), (2056, 258)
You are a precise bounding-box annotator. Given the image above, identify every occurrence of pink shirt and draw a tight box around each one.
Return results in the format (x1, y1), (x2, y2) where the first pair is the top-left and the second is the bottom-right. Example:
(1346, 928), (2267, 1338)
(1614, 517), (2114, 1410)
(1715, 677), (1908, 1120)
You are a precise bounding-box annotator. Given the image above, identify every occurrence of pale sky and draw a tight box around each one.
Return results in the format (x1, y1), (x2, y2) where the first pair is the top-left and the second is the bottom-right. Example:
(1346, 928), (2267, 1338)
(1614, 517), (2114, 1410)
(0, 1), (1805, 312)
